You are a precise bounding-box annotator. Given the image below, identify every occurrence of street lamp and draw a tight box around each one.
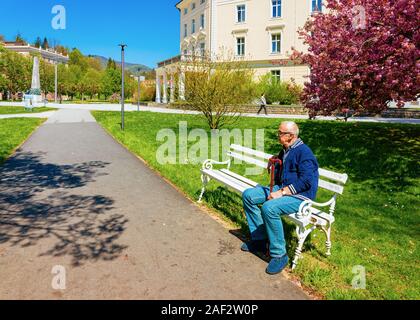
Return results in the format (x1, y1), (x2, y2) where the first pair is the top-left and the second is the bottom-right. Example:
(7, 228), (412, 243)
(131, 68), (145, 112)
(54, 61), (58, 103)
(118, 44), (127, 130)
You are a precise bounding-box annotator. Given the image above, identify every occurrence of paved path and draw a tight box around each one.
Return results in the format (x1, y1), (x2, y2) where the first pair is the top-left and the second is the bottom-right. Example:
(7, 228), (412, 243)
(0, 109), (308, 300)
(1, 102), (418, 124)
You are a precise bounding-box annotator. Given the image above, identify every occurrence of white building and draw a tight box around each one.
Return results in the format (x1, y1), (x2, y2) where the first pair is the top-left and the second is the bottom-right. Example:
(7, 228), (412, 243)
(155, 0), (324, 103)
(2, 41), (69, 64)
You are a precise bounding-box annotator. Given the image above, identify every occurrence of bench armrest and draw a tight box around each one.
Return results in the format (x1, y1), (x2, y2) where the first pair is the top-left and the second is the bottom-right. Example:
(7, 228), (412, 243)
(202, 159), (231, 170)
(297, 196), (337, 219)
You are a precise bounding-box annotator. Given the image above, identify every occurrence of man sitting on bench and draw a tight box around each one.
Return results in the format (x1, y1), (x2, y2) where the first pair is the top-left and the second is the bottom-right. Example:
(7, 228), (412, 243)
(241, 121), (319, 275)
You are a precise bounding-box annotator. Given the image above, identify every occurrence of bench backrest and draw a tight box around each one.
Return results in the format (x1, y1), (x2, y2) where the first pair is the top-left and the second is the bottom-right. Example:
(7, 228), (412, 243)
(228, 144), (348, 195)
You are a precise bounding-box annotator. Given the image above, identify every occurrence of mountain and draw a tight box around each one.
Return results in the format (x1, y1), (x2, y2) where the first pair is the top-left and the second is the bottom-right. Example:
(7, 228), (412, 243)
(89, 55), (153, 73)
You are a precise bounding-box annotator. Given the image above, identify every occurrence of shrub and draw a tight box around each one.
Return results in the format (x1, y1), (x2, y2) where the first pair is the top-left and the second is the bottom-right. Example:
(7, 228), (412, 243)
(257, 73), (302, 105)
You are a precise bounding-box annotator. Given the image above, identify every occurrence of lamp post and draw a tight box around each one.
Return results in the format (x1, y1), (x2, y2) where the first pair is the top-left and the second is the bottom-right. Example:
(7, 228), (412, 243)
(137, 68), (141, 111)
(131, 71), (144, 112)
(118, 44), (127, 130)
(54, 61), (58, 103)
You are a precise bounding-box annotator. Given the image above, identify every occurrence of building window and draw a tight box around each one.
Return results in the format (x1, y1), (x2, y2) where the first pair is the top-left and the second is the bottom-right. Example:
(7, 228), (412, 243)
(237, 5), (246, 23)
(192, 19), (196, 34)
(200, 43), (205, 56)
(184, 24), (188, 38)
(184, 8), (188, 15)
(312, 0), (323, 12)
(236, 37), (245, 56)
(271, 33), (281, 53)
(192, 3), (196, 10)
(271, 70), (281, 82)
(200, 14), (205, 29)
(272, 0), (282, 18)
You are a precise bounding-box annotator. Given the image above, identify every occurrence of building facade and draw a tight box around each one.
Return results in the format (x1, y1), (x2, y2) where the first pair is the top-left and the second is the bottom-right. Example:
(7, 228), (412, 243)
(1, 42), (69, 64)
(155, 0), (324, 103)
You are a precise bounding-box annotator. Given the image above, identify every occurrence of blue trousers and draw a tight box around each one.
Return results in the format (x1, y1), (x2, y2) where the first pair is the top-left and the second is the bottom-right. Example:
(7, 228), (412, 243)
(242, 185), (303, 257)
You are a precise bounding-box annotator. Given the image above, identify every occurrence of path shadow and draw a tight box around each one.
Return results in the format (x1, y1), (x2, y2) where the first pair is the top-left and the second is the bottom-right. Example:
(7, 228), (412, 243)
(0, 151), (128, 266)
(203, 186), (304, 262)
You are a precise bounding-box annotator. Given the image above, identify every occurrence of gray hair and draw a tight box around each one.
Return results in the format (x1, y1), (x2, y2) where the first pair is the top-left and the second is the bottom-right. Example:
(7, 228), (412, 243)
(280, 121), (300, 137)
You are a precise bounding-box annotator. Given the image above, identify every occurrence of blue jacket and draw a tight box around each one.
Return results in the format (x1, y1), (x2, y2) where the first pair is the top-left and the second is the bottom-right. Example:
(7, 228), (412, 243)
(274, 139), (319, 200)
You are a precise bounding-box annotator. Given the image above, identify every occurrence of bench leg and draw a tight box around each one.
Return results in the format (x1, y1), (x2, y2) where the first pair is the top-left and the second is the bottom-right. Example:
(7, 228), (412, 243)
(292, 225), (316, 271)
(198, 174), (209, 203)
(321, 226), (332, 256)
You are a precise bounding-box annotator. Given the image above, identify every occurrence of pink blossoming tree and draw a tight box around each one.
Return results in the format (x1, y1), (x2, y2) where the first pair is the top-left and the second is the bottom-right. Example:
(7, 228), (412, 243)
(295, 0), (420, 118)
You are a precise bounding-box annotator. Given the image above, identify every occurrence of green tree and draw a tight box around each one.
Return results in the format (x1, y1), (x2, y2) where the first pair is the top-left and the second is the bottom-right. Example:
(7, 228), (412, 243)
(182, 53), (257, 129)
(0, 47), (31, 99)
(107, 58), (117, 70)
(86, 57), (103, 71)
(34, 37), (42, 48)
(124, 71), (136, 99)
(57, 64), (70, 99)
(101, 67), (120, 98)
(69, 49), (88, 71)
(15, 33), (25, 44)
(42, 37), (49, 49)
(55, 45), (68, 56)
(81, 69), (102, 99)
(39, 57), (55, 94)
(64, 64), (83, 100)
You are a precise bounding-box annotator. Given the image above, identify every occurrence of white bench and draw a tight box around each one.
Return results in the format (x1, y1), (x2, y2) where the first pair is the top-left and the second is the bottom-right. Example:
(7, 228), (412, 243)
(198, 144), (348, 270)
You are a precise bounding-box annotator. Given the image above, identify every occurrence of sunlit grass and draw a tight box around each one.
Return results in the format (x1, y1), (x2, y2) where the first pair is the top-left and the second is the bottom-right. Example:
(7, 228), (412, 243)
(93, 111), (420, 300)
(0, 106), (57, 114)
(0, 118), (45, 164)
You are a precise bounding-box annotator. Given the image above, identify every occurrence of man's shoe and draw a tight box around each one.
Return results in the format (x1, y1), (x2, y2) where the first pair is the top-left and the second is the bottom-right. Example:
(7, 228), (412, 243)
(266, 255), (289, 275)
(241, 240), (268, 253)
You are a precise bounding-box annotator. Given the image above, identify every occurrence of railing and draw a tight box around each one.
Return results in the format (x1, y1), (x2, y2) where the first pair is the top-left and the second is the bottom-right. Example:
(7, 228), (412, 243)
(157, 55), (181, 68)
(157, 54), (209, 68)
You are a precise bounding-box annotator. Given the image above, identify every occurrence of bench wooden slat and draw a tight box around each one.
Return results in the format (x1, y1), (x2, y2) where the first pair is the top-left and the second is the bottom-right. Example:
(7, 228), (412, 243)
(228, 151), (268, 168)
(219, 169), (259, 188)
(230, 144), (272, 160)
(318, 179), (345, 194)
(201, 169), (251, 194)
(319, 168), (348, 184)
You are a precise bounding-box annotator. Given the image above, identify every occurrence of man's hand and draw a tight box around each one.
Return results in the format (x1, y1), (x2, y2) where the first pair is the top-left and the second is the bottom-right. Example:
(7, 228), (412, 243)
(267, 187), (292, 200)
(268, 190), (283, 200)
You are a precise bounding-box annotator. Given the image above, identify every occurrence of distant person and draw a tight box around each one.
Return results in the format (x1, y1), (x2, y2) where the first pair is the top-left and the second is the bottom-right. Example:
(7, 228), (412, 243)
(257, 93), (267, 115)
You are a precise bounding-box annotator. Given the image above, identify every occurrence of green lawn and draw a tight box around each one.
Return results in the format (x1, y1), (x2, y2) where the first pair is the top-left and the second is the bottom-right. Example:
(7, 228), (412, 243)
(0, 118), (46, 164)
(93, 111), (420, 300)
(0, 106), (57, 114)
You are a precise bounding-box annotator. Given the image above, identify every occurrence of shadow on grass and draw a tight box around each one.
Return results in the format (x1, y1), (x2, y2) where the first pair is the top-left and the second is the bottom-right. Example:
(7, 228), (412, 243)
(0, 151), (128, 267)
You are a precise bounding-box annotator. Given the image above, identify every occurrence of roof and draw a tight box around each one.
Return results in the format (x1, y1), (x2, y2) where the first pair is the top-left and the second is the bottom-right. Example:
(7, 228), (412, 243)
(175, 0), (186, 10)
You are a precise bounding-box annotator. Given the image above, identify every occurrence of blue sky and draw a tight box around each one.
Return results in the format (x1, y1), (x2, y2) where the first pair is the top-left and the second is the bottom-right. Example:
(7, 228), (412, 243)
(0, 0), (181, 68)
